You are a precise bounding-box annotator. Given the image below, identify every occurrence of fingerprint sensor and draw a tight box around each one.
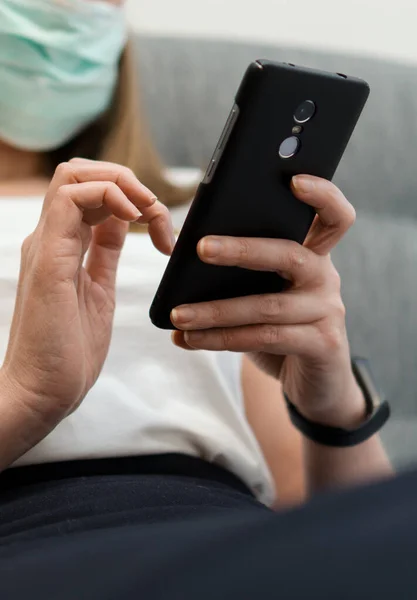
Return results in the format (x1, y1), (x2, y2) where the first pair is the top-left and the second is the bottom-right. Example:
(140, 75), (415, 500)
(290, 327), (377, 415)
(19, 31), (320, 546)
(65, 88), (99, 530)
(279, 136), (300, 159)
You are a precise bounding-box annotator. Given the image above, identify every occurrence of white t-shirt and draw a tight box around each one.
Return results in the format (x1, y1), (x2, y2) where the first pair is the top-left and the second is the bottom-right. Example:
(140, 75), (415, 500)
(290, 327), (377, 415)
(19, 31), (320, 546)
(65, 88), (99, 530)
(0, 172), (275, 505)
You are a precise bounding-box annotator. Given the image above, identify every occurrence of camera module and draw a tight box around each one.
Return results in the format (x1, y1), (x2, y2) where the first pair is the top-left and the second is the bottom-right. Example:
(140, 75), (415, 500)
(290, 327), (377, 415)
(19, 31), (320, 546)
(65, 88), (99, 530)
(293, 100), (316, 124)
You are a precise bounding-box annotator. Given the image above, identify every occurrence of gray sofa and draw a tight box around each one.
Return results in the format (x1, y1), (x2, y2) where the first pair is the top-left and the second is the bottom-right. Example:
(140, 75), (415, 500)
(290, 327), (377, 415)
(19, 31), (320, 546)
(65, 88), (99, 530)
(134, 36), (417, 468)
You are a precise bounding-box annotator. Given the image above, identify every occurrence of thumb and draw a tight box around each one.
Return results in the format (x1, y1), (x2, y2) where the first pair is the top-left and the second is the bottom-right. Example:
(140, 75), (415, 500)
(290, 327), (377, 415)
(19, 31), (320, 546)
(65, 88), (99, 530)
(85, 216), (129, 295)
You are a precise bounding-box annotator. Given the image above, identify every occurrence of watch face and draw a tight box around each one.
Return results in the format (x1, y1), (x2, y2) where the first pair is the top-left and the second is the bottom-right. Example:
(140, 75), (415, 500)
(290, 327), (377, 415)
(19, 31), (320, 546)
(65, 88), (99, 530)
(351, 358), (382, 416)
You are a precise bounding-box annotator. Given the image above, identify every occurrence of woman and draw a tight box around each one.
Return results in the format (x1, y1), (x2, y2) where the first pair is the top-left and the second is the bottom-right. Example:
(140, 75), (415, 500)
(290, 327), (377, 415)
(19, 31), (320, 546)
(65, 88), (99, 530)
(0, 0), (311, 505)
(0, 0), (392, 555)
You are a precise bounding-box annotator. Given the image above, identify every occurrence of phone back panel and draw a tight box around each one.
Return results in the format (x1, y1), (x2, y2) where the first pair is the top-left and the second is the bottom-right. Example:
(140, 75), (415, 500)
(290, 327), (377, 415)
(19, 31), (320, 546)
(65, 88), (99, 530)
(150, 60), (370, 329)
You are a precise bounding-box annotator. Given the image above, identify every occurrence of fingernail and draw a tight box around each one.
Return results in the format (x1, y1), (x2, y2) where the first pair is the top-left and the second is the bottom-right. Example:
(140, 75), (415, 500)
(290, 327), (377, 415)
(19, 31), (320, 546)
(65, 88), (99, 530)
(171, 306), (196, 325)
(200, 237), (223, 258)
(171, 331), (198, 351)
(130, 207), (141, 220)
(293, 175), (315, 193)
(184, 331), (204, 345)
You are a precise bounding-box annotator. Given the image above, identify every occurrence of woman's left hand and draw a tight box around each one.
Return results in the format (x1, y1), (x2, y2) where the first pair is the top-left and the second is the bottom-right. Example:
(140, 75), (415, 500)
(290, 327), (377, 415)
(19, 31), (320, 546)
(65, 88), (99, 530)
(171, 175), (366, 429)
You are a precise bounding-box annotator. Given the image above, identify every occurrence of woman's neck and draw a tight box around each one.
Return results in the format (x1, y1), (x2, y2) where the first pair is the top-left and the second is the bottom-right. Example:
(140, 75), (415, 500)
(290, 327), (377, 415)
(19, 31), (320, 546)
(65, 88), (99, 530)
(0, 140), (49, 196)
(0, 140), (46, 181)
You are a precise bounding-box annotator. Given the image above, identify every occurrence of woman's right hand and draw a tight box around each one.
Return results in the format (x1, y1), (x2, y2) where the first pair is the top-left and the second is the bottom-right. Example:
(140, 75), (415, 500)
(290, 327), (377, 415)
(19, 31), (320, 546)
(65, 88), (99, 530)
(0, 159), (173, 459)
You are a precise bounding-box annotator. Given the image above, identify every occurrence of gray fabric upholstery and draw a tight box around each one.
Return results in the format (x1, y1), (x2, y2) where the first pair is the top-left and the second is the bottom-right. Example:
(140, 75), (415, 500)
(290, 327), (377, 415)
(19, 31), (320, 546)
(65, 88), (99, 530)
(134, 35), (417, 468)
(332, 215), (417, 465)
(134, 36), (417, 219)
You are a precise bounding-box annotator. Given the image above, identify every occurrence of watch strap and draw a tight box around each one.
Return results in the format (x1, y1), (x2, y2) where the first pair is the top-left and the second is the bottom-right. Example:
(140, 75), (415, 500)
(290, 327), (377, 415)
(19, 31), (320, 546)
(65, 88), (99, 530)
(284, 357), (391, 448)
(284, 395), (391, 448)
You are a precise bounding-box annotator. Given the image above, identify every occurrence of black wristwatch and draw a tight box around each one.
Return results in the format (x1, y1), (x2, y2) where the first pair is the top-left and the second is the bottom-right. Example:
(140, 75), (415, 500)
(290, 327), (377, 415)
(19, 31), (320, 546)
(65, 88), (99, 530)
(284, 358), (391, 448)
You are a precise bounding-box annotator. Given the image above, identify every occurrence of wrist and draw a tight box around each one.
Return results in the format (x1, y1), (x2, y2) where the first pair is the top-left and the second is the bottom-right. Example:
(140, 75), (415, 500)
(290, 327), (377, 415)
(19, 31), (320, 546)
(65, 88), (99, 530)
(296, 379), (368, 430)
(285, 358), (391, 450)
(0, 368), (54, 469)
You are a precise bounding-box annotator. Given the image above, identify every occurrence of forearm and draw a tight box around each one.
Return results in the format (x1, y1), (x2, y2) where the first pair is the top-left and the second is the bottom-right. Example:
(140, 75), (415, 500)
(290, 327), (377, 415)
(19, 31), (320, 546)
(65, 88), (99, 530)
(243, 357), (393, 504)
(304, 435), (392, 494)
(242, 356), (306, 505)
(302, 383), (393, 494)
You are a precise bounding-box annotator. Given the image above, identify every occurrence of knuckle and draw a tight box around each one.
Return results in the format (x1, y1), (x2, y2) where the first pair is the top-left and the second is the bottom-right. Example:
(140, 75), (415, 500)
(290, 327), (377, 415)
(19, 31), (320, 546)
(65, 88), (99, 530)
(209, 301), (225, 324)
(116, 166), (136, 186)
(329, 185), (356, 231)
(54, 161), (75, 181)
(21, 234), (33, 257)
(158, 202), (170, 216)
(220, 327), (235, 350)
(346, 204), (356, 228)
(257, 325), (281, 346)
(68, 156), (92, 166)
(103, 181), (119, 197)
(149, 213), (165, 229)
(319, 323), (345, 353)
(328, 295), (346, 320)
(237, 238), (251, 261)
(287, 244), (307, 272)
(124, 166), (136, 179)
(327, 265), (342, 291)
(54, 185), (73, 206)
(257, 294), (284, 322)
(149, 202), (169, 222)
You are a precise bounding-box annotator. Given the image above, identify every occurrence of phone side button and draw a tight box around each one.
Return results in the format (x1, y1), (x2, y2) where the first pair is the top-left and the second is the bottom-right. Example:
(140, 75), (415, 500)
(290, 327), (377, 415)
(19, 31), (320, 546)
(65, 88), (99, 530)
(218, 104), (239, 151)
(202, 159), (217, 184)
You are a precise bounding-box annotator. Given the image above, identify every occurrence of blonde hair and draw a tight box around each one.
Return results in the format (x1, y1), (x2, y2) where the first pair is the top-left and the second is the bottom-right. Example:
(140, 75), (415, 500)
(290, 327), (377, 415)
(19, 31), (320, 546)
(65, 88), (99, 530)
(48, 39), (195, 208)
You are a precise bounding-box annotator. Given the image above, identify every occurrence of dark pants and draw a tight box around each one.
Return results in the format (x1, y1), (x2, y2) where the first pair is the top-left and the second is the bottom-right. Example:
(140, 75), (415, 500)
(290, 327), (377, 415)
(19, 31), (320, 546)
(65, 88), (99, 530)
(1, 457), (416, 599)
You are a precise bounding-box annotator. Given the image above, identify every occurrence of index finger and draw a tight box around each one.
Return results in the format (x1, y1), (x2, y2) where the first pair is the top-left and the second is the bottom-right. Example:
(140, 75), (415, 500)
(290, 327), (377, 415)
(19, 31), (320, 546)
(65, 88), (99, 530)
(198, 236), (325, 287)
(43, 160), (174, 255)
(291, 175), (356, 255)
(135, 201), (175, 256)
(43, 159), (157, 216)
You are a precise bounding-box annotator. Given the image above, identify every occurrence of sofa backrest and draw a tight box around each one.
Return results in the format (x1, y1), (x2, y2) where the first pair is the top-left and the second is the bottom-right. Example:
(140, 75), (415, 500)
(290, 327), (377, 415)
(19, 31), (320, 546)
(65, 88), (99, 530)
(134, 36), (417, 220)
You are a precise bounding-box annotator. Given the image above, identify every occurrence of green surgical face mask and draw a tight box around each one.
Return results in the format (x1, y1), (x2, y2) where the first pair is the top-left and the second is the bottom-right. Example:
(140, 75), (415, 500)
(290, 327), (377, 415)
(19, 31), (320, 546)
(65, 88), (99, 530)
(0, 0), (127, 151)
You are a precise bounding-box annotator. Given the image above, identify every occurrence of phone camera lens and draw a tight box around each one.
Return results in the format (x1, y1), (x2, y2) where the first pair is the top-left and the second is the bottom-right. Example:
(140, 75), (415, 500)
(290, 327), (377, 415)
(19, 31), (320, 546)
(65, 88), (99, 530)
(279, 136), (300, 159)
(294, 100), (316, 124)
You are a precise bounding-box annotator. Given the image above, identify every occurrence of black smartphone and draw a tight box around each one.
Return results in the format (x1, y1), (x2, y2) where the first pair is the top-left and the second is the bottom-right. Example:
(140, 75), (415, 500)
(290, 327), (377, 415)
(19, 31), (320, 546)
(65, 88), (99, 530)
(150, 60), (370, 329)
